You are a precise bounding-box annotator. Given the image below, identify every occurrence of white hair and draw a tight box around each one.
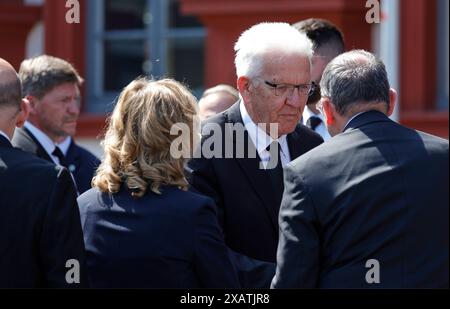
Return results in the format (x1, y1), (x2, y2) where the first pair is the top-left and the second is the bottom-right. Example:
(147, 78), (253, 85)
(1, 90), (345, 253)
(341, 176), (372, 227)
(234, 22), (313, 78)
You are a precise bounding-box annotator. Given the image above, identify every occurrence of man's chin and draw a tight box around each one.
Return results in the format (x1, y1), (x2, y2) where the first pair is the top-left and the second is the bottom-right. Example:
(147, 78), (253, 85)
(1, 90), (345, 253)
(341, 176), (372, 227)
(279, 123), (298, 136)
(60, 127), (76, 138)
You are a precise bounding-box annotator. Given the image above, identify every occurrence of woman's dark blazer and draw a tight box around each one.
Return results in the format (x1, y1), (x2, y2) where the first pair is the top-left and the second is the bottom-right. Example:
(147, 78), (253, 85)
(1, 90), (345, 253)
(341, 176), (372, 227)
(77, 185), (240, 288)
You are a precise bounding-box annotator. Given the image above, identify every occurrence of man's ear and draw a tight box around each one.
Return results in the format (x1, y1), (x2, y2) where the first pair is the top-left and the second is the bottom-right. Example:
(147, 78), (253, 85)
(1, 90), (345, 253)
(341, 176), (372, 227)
(322, 99), (337, 126)
(15, 98), (30, 128)
(237, 76), (251, 101)
(25, 95), (38, 115)
(387, 88), (397, 116)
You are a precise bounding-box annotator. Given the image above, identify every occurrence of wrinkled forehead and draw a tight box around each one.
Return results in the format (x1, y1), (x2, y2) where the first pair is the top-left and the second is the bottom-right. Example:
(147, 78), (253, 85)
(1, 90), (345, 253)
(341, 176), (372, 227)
(261, 52), (311, 81)
(261, 47), (310, 61)
(43, 82), (81, 98)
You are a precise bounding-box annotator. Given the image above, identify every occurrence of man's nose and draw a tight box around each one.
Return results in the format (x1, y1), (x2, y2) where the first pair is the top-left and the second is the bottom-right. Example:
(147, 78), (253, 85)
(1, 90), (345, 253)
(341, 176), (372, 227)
(285, 87), (303, 107)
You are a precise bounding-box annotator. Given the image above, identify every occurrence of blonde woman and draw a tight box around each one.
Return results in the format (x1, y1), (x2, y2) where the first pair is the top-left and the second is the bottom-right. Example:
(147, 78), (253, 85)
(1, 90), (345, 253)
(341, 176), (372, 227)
(77, 78), (239, 288)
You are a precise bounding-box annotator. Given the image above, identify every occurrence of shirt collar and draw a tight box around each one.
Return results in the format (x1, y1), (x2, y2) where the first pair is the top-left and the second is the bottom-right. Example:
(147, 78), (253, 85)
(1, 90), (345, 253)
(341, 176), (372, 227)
(24, 122), (72, 156)
(239, 101), (289, 157)
(57, 136), (72, 156)
(302, 105), (324, 124)
(24, 121), (56, 156)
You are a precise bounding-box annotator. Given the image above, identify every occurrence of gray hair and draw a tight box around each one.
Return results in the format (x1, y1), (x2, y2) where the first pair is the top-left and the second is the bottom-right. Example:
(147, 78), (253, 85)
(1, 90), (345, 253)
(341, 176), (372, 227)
(234, 22), (313, 79)
(320, 49), (390, 115)
(19, 55), (83, 99)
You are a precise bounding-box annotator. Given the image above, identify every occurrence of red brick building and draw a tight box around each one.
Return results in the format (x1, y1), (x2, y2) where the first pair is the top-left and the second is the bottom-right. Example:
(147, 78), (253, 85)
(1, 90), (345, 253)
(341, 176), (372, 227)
(0, 0), (448, 141)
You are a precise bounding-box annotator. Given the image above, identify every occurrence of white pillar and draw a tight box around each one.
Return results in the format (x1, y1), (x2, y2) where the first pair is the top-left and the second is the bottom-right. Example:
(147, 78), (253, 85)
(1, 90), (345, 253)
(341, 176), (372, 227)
(380, 0), (400, 121)
(26, 22), (44, 59)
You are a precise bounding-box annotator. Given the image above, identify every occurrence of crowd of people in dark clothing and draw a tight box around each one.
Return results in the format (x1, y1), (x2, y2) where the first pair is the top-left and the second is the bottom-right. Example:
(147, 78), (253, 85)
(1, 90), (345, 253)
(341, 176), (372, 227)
(0, 19), (448, 289)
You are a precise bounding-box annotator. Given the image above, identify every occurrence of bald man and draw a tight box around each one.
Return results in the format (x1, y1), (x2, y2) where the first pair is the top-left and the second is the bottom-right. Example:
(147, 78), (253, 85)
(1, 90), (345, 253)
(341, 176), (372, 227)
(198, 84), (239, 120)
(0, 58), (87, 287)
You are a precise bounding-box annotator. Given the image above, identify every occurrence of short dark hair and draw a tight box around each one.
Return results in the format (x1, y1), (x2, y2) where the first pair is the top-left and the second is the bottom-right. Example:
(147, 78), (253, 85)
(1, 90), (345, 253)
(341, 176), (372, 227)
(19, 55), (83, 99)
(320, 50), (390, 115)
(292, 18), (344, 54)
(0, 74), (22, 109)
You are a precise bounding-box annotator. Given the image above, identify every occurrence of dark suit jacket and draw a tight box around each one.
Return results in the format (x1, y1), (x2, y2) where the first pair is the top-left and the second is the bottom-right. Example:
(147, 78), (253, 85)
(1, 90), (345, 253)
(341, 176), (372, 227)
(77, 185), (240, 288)
(186, 102), (323, 263)
(12, 126), (100, 194)
(65, 140), (101, 194)
(0, 134), (88, 288)
(272, 111), (449, 288)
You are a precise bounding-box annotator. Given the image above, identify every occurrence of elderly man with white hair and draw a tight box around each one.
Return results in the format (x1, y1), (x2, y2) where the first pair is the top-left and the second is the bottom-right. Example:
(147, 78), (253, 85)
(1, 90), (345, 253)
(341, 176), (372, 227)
(187, 22), (323, 287)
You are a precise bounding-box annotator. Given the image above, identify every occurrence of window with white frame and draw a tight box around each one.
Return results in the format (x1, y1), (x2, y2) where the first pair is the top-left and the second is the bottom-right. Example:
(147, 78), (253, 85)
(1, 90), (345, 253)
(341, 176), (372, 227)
(86, 0), (205, 114)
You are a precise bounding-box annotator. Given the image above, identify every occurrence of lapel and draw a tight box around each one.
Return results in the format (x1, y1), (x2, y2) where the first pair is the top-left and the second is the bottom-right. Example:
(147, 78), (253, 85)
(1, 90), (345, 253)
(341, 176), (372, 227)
(287, 126), (303, 161)
(21, 127), (53, 162)
(287, 123), (326, 160)
(65, 140), (80, 173)
(0, 135), (12, 148)
(225, 102), (279, 231)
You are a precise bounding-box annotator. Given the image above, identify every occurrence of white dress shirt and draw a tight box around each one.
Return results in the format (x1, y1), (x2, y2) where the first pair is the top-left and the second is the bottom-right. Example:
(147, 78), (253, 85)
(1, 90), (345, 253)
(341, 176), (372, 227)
(24, 122), (72, 165)
(302, 105), (331, 141)
(24, 122), (79, 195)
(57, 136), (72, 156)
(240, 102), (291, 169)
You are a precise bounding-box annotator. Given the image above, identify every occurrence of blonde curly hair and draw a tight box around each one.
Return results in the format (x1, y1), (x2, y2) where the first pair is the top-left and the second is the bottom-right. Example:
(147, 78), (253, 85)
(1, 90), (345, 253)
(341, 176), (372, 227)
(93, 78), (198, 197)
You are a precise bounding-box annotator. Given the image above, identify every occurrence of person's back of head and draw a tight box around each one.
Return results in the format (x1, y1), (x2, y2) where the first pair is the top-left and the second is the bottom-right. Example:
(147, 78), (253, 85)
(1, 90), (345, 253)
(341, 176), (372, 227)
(93, 78), (198, 198)
(0, 58), (28, 140)
(198, 84), (239, 120)
(0, 60), (22, 111)
(319, 49), (396, 136)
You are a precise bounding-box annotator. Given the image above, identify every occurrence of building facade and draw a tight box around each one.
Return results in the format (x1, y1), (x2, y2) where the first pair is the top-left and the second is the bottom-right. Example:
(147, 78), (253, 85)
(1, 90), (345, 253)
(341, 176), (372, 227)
(0, 0), (448, 144)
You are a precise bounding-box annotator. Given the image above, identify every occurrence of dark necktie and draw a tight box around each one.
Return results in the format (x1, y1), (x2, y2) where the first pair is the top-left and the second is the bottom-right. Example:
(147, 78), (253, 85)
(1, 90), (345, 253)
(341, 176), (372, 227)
(307, 116), (322, 131)
(52, 146), (68, 168)
(266, 141), (284, 206)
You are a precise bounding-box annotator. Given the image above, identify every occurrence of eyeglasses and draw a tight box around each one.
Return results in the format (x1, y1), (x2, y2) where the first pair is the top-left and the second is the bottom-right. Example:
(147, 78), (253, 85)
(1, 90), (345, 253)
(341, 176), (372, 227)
(263, 80), (316, 97)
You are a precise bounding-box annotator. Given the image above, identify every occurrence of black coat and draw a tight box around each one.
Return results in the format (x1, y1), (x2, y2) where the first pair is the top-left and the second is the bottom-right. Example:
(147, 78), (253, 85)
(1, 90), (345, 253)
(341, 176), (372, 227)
(12, 126), (100, 194)
(186, 102), (323, 263)
(0, 135), (87, 287)
(65, 140), (101, 194)
(272, 111), (449, 288)
(77, 185), (240, 288)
